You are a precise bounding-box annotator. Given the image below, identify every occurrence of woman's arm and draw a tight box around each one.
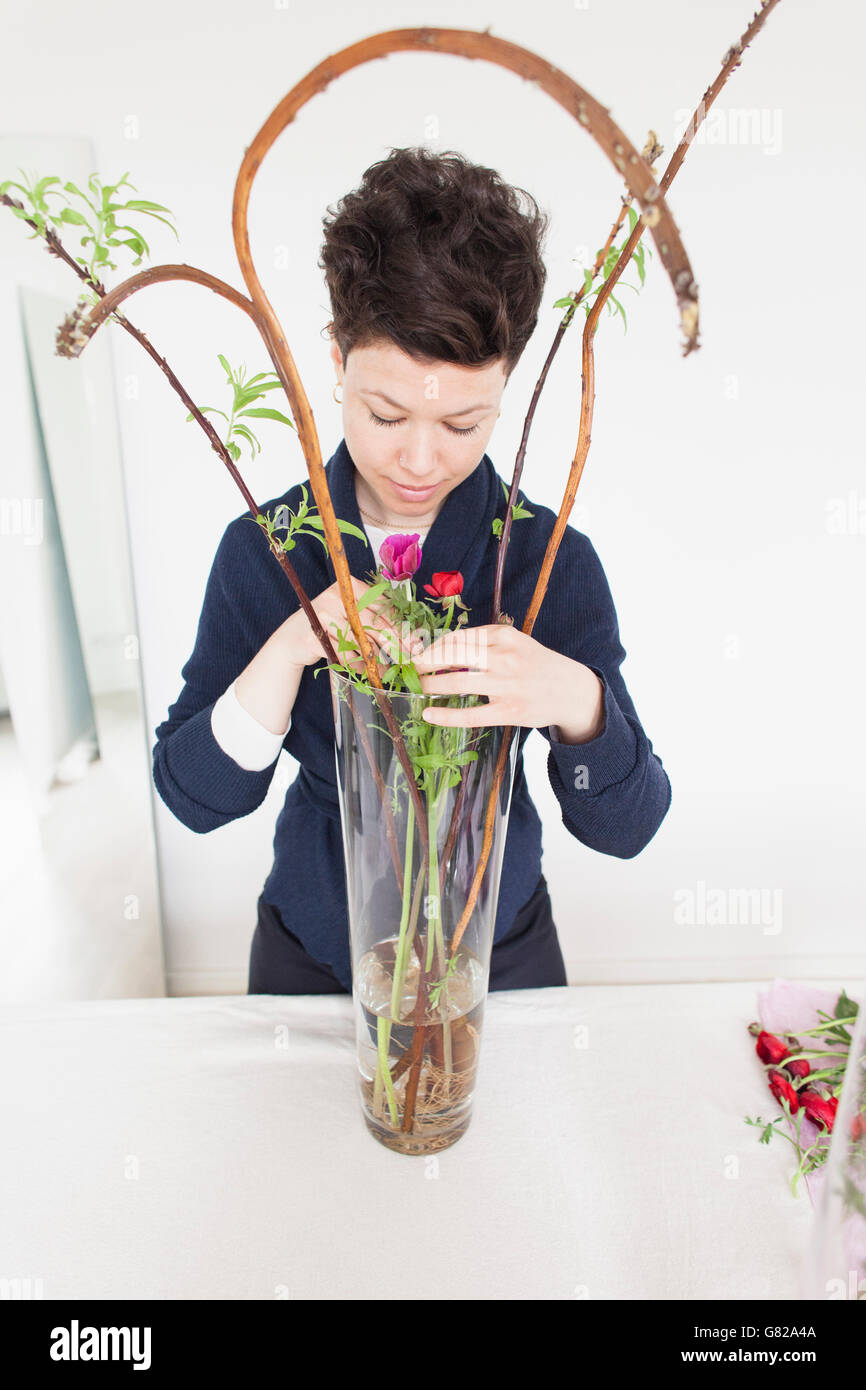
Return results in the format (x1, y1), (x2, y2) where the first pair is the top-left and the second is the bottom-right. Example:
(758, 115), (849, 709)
(152, 517), (299, 833)
(539, 531), (671, 859)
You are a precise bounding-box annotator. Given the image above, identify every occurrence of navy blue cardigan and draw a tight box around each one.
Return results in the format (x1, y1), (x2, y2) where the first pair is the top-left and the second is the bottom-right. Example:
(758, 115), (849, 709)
(152, 437), (671, 988)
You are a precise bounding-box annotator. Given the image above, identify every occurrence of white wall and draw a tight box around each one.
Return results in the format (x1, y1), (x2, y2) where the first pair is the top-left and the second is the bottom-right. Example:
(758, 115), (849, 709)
(5, 0), (863, 990)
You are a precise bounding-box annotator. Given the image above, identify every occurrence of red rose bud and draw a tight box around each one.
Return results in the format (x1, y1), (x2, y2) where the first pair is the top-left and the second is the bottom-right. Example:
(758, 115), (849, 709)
(799, 1090), (838, 1132)
(768, 1070), (799, 1113)
(850, 1113), (866, 1142)
(423, 571), (463, 599)
(755, 1030), (789, 1065)
(786, 1058), (811, 1079)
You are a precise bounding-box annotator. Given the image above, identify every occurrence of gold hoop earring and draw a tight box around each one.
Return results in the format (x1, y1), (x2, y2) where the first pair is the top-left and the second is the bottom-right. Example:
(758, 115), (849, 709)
(332, 382), (343, 405)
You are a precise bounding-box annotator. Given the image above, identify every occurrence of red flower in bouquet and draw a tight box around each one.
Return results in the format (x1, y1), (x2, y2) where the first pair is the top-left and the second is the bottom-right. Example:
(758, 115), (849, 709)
(799, 1090), (838, 1132)
(423, 570), (464, 599)
(786, 1058), (811, 1079)
(768, 1070), (799, 1113)
(378, 533), (422, 582)
(851, 1113), (866, 1142)
(755, 1030), (789, 1065)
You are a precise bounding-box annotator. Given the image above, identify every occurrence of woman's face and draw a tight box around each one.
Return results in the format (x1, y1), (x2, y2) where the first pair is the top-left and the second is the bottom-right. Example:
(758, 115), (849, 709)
(330, 336), (507, 525)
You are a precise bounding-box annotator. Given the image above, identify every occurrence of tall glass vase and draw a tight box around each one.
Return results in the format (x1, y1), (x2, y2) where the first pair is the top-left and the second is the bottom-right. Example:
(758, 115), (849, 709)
(802, 981), (866, 1299)
(329, 666), (519, 1155)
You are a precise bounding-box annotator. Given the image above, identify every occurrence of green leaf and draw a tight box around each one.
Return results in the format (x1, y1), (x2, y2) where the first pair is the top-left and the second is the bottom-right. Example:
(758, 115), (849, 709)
(608, 293), (627, 332)
(230, 423), (261, 454)
(123, 197), (175, 215)
(242, 378), (285, 395)
(217, 353), (233, 378)
(355, 579), (389, 613)
(33, 175), (61, 202)
(56, 207), (89, 226)
(298, 529), (329, 553)
(238, 407), (295, 428)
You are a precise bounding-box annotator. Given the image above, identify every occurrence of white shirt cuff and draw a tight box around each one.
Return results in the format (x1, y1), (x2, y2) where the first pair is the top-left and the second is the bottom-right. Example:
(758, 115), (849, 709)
(211, 678), (290, 772)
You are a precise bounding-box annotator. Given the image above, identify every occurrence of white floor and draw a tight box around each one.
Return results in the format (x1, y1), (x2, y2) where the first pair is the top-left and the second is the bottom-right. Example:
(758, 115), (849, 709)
(0, 691), (166, 1002)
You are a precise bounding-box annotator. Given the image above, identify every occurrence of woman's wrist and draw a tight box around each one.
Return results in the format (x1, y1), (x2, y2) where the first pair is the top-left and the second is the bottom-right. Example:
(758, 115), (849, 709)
(234, 621), (306, 735)
(279, 610), (316, 671)
(552, 661), (605, 744)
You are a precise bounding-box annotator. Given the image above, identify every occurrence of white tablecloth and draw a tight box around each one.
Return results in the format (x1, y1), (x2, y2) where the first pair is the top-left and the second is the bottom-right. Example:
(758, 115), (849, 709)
(1, 980), (832, 1300)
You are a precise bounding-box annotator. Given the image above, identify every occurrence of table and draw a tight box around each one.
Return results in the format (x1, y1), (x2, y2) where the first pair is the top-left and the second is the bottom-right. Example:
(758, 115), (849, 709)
(0, 980), (833, 1299)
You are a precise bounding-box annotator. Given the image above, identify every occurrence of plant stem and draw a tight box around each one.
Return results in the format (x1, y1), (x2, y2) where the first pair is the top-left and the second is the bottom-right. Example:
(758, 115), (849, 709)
(789, 1019), (858, 1038)
(376, 1016), (398, 1127)
(421, 772), (454, 1075)
(424, 776), (442, 974)
(390, 799), (416, 1022)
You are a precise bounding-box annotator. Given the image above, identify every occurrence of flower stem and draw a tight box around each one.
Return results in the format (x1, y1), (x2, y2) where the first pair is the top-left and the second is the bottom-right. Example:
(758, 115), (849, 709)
(376, 1017), (398, 1127)
(390, 800), (416, 1022)
(423, 773), (452, 1073)
(425, 779), (442, 974)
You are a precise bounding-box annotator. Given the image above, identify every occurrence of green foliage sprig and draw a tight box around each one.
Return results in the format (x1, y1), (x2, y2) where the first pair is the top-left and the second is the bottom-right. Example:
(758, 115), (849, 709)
(553, 205), (652, 333)
(249, 482), (367, 552)
(188, 354), (300, 463)
(492, 478), (534, 539)
(0, 168), (178, 301)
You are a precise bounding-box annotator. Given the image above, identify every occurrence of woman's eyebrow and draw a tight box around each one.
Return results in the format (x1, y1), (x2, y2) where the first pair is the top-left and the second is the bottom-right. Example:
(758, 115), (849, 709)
(360, 388), (494, 417)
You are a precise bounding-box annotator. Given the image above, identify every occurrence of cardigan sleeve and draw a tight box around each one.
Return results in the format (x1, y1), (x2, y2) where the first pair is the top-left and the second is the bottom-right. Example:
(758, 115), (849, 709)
(151, 517), (293, 833)
(537, 531), (671, 859)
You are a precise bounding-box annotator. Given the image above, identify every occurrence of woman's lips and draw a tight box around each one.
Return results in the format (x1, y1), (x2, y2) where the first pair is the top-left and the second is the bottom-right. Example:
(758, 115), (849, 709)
(391, 479), (438, 499)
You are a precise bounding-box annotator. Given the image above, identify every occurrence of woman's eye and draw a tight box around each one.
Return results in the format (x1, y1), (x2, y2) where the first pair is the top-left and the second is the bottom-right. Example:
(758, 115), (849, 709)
(367, 410), (480, 437)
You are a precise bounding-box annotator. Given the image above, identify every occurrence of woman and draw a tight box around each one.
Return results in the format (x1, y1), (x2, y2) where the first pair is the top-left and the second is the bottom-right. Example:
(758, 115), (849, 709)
(152, 146), (671, 994)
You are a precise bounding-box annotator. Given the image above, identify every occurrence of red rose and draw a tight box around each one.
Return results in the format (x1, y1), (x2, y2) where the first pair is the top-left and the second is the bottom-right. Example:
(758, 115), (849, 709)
(756, 1030), (789, 1065)
(786, 1058), (811, 1079)
(768, 1070), (799, 1113)
(799, 1090), (838, 1132)
(423, 571), (464, 599)
(850, 1113), (866, 1142)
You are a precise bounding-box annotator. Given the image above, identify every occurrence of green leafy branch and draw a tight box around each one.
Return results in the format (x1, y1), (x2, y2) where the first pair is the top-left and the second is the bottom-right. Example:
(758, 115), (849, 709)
(492, 478), (535, 540)
(249, 481), (367, 553)
(187, 354), (303, 464)
(553, 204), (652, 334)
(0, 168), (178, 302)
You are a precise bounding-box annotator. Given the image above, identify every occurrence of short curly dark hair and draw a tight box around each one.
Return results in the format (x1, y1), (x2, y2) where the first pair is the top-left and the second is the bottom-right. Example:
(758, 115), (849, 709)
(319, 146), (549, 380)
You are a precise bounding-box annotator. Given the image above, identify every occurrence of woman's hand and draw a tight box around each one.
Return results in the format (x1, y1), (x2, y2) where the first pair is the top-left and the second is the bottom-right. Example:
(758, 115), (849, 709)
(412, 623), (604, 742)
(280, 576), (415, 673)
